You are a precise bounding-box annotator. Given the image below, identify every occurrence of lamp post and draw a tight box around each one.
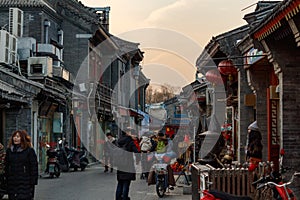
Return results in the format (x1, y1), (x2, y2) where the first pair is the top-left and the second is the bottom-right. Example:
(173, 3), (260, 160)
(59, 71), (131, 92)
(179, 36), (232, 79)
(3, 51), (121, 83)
(133, 65), (140, 136)
(133, 65), (140, 109)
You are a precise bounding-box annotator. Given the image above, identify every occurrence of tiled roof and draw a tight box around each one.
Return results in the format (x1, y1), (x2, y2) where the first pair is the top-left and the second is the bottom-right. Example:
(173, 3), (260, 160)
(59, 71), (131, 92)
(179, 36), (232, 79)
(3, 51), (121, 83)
(0, 0), (45, 7)
(243, 1), (281, 27)
(251, 0), (300, 39)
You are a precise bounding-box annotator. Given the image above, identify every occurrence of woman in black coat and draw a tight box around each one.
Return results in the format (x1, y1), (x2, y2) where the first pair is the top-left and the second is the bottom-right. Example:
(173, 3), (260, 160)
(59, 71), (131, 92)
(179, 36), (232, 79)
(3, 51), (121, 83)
(5, 130), (38, 200)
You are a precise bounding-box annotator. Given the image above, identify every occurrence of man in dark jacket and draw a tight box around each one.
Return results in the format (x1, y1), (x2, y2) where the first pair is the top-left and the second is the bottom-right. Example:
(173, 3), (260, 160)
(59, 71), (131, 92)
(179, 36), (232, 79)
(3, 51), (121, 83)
(115, 128), (139, 200)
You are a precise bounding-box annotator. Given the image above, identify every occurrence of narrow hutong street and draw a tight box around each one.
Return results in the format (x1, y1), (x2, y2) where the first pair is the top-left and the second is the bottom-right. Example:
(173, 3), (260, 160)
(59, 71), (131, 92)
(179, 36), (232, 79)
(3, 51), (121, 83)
(0, 0), (299, 200)
(34, 164), (190, 200)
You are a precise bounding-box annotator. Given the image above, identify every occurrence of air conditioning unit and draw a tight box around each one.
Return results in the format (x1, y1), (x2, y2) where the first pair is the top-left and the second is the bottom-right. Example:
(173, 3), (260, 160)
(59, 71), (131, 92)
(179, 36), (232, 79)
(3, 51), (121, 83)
(28, 56), (53, 77)
(0, 30), (10, 64)
(17, 37), (36, 60)
(9, 34), (17, 64)
(52, 65), (70, 81)
(62, 68), (70, 81)
(9, 8), (23, 37)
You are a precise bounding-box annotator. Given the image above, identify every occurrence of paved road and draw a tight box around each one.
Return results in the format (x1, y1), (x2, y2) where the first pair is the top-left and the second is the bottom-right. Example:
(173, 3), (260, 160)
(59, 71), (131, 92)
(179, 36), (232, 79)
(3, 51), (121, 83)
(3, 164), (192, 200)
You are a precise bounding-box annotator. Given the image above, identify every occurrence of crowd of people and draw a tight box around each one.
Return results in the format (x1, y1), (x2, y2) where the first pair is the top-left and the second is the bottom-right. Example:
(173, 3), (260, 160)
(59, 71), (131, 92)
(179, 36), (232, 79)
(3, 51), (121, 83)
(0, 121), (261, 200)
(103, 128), (178, 200)
(102, 121), (264, 200)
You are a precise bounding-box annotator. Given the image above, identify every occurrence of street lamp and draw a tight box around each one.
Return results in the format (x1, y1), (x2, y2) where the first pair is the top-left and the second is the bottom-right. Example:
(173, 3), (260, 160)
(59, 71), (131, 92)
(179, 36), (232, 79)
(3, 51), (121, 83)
(133, 65), (141, 110)
(133, 65), (141, 136)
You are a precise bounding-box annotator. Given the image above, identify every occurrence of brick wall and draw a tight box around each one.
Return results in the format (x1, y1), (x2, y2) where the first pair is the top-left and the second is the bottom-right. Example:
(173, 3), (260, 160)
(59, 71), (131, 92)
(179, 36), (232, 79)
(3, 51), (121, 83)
(238, 64), (255, 163)
(282, 63), (300, 168)
(4, 108), (32, 146)
(249, 66), (272, 160)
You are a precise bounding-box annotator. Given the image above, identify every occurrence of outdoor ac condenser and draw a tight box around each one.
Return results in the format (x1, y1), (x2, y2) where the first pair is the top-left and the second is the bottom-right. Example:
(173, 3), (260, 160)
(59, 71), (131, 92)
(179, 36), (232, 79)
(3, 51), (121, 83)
(0, 30), (10, 64)
(28, 56), (53, 77)
(9, 8), (23, 38)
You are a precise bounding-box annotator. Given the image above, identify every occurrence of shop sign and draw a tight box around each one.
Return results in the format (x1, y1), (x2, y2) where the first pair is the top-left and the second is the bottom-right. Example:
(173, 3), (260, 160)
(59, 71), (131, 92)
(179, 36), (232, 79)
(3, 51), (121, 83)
(245, 48), (264, 65)
(171, 118), (190, 125)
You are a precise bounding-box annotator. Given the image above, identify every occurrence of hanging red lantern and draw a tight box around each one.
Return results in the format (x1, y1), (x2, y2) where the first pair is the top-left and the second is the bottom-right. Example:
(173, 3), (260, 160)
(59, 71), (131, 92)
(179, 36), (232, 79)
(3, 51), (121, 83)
(218, 60), (237, 76)
(205, 69), (224, 85)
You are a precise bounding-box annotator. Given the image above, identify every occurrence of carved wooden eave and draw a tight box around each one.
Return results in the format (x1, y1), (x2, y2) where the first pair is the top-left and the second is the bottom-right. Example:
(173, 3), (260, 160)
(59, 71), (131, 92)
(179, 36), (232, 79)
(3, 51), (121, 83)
(252, 0), (300, 45)
(250, 0), (300, 74)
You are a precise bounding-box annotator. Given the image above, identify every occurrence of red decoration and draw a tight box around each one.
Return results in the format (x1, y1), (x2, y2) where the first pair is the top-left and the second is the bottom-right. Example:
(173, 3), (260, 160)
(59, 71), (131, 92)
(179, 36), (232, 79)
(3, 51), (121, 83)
(205, 69), (224, 85)
(218, 60), (237, 76)
(280, 148), (285, 156)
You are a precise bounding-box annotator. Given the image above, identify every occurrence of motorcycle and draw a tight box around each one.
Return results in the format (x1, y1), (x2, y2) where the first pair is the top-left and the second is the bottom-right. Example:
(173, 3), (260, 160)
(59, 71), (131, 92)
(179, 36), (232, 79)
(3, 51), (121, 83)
(151, 153), (172, 198)
(78, 146), (89, 171)
(65, 146), (81, 171)
(65, 145), (89, 171)
(45, 144), (61, 178)
(56, 139), (69, 172)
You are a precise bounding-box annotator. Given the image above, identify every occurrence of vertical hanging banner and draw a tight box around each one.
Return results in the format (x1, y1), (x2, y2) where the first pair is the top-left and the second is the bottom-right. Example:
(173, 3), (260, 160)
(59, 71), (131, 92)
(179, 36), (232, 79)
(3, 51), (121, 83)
(267, 88), (280, 171)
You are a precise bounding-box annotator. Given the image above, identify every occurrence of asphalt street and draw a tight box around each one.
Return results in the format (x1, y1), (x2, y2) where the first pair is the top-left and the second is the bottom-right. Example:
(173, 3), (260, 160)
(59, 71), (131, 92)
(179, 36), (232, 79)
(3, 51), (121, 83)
(2, 164), (192, 200)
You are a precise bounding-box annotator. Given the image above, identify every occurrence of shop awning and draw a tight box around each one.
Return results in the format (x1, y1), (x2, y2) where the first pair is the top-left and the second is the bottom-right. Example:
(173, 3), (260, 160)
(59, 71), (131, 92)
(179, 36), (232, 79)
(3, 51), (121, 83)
(129, 108), (144, 120)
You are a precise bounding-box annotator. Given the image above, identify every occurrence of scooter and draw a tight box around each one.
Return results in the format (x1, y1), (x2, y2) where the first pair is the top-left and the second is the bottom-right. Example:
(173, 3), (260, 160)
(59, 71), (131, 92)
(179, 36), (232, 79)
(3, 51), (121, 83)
(56, 139), (69, 172)
(65, 146), (81, 171)
(151, 153), (171, 198)
(78, 146), (89, 171)
(45, 144), (61, 178)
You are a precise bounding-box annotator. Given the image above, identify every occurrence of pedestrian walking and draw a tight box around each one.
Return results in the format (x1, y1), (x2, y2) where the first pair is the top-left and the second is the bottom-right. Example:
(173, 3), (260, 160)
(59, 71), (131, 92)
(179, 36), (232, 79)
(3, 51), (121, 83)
(246, 121), (263, 172)
(140, 131), (157, 180)
(115, 127), (139, 200)
(104, 131), (116, 173)
(5, 130), (38, 200)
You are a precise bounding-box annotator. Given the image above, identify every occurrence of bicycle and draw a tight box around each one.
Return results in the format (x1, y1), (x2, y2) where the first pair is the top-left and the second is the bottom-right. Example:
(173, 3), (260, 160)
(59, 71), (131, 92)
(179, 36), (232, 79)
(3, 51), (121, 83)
(256, 171), (300, 200)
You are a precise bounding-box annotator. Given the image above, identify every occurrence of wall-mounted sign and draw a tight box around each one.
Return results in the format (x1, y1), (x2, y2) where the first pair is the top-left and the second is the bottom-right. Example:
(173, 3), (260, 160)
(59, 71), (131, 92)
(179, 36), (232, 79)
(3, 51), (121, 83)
(245, 48), (264, 65)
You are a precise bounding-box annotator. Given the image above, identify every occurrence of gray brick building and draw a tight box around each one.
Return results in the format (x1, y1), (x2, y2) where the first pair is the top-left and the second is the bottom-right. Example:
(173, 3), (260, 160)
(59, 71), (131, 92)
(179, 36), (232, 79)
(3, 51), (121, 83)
(0, 0), (149, 172)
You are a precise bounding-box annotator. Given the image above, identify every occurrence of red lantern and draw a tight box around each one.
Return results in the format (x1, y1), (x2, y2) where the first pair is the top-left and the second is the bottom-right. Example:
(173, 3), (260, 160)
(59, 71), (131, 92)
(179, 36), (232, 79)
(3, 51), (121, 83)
(218, 60), (237, 75)
(205, 69), (224, 85)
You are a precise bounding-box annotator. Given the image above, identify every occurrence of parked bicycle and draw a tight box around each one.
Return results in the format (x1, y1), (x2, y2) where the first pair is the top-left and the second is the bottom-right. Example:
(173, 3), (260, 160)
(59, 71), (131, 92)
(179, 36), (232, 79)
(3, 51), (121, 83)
(255, 171), (300, 200)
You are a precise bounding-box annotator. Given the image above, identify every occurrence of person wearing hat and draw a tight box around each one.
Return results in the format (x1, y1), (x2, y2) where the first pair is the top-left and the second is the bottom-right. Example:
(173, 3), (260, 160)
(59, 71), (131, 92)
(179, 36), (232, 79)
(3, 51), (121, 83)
(104, 131), (116, 173)
(246, 121), (263, 171)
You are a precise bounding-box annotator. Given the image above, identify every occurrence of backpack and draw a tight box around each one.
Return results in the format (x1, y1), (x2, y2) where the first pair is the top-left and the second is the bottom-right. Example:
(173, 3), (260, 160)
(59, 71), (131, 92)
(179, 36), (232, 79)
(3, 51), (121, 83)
(140, 136), (153, 152)
(156, 140), (167, 153)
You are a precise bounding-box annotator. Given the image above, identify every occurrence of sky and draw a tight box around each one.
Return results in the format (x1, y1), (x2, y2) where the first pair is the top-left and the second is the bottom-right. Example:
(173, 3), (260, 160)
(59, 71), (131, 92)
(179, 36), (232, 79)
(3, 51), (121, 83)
(81, 0), (267, 90)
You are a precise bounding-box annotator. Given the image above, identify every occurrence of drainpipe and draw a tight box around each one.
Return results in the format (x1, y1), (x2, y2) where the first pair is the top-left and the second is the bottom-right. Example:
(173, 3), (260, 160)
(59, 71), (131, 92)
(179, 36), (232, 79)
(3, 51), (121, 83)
(44, 19), (50, 44)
